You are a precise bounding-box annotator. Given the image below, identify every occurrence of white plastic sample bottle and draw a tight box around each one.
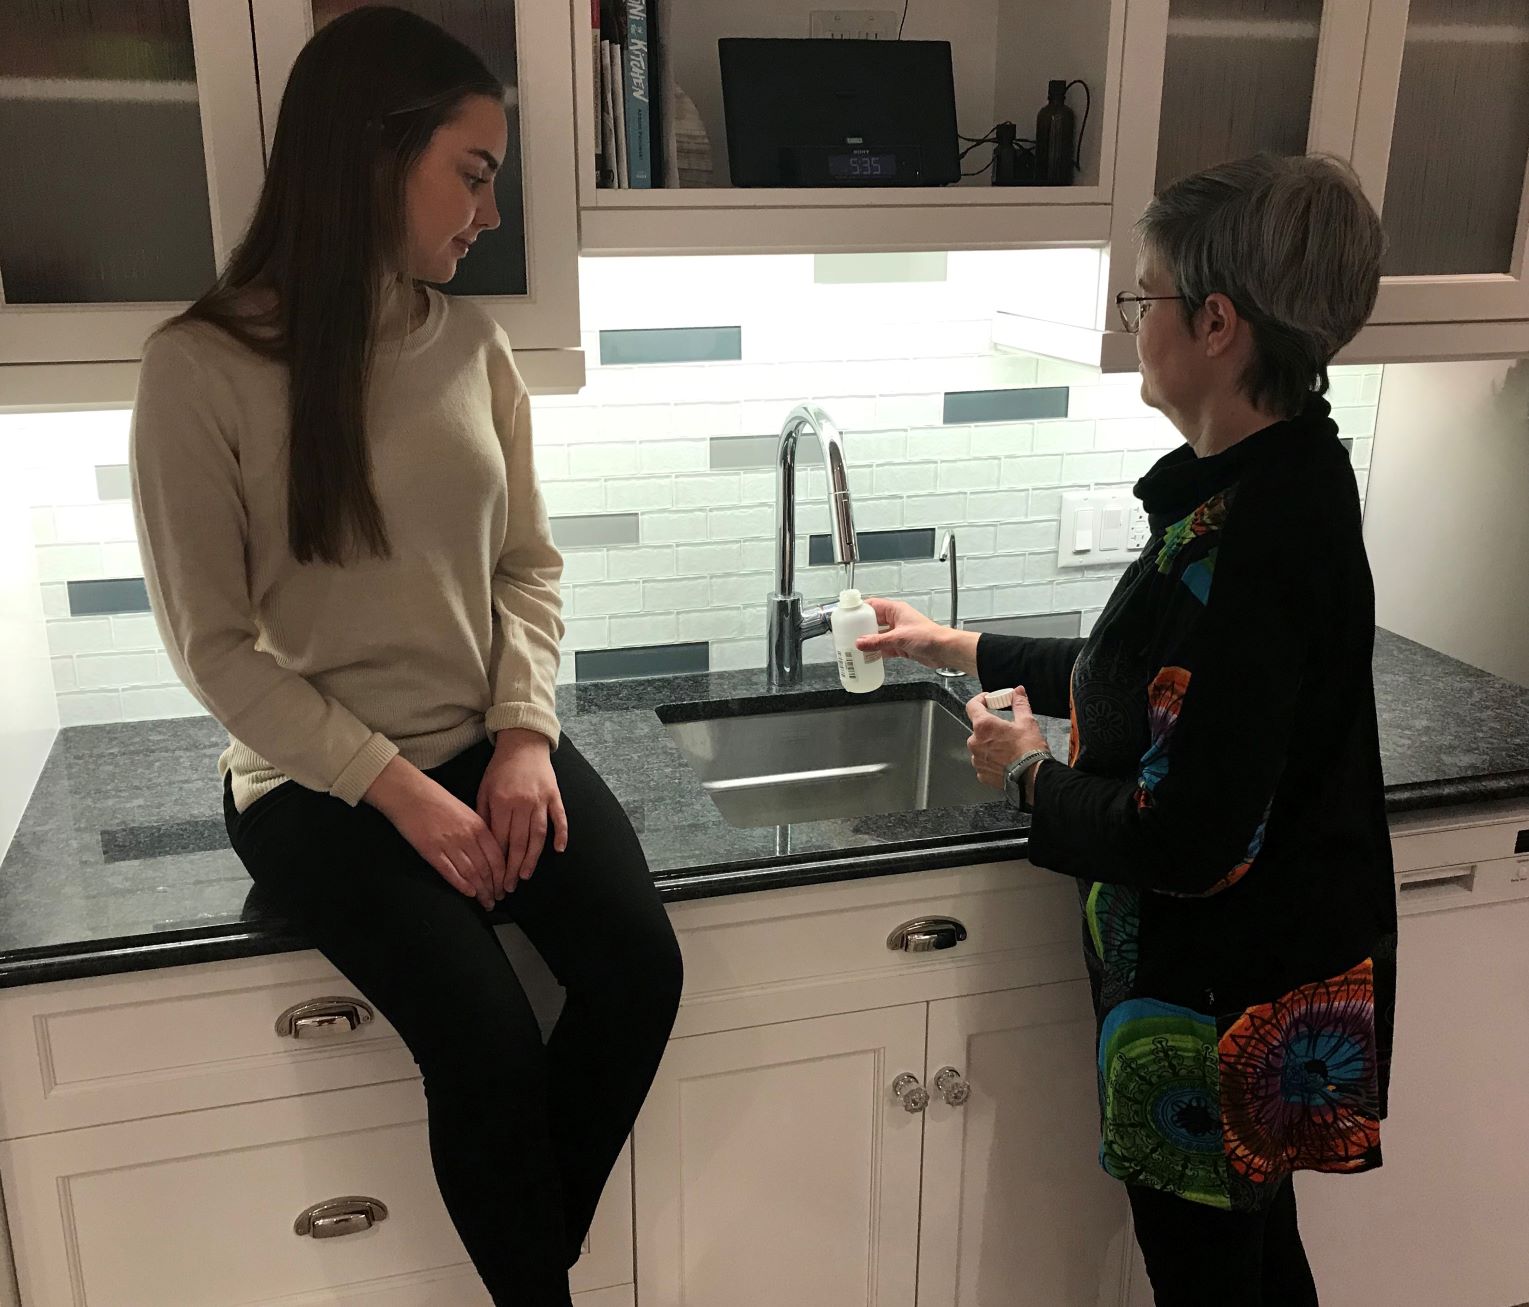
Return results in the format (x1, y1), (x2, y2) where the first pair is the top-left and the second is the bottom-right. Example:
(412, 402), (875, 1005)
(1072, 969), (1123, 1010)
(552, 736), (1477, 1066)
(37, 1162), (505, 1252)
(831, 588), (884, 693)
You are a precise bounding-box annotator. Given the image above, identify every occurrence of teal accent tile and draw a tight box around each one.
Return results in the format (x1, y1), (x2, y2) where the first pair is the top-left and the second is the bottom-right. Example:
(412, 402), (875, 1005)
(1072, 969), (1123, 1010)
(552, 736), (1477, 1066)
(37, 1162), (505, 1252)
(943, 386), (1069, 424)
(599, 327), (743, 366)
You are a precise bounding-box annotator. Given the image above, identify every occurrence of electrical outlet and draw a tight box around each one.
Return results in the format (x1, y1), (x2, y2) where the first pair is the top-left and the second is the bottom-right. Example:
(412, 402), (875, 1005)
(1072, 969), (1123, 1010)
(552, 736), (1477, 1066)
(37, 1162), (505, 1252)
(1127, 508), (1151, 551)
(809, 9), (900, 39)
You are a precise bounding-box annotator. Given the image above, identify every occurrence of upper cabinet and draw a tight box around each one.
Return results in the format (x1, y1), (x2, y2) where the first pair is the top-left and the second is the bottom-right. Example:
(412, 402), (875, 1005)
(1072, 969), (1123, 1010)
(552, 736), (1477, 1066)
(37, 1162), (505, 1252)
(1, 0), (582, 391)
(572, 0), (1129, 255)
(1354, 0), (1529, 324)
(0, 0), (264, 364)
(250, 0), (582, 356)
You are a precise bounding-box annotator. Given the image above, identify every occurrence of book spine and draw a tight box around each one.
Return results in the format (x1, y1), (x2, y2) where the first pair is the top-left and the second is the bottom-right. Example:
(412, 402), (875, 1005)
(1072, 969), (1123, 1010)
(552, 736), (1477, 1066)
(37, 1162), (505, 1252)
(623, 0), (652, 188)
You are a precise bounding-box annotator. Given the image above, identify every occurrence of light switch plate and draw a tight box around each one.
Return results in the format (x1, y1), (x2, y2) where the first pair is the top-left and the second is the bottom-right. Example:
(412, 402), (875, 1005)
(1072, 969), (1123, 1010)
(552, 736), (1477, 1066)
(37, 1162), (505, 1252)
(1058, 491), (1149, 569)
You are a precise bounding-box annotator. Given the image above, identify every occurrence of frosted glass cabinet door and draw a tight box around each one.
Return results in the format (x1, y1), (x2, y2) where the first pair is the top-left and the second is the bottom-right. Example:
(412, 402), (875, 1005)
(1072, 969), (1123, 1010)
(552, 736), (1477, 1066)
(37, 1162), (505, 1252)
(1359, 0), (1529, 323)
(1153, 0), (1370, 193)
(250, 0), (579, 352)
(0, 0), (264, 364)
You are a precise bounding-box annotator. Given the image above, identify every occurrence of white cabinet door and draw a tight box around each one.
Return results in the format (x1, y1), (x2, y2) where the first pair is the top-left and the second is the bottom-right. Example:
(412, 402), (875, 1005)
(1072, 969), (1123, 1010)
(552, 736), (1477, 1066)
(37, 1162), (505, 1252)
(0, 0), (265, 364)
(1297, 892), (1529, 1307)
(1095, 0), (1373, 360)
(632, 1004), (928, 1307)
(250, 0), (579, 353)
(1357, 0), (1529, 323)
(918, 984), (1134, 1307)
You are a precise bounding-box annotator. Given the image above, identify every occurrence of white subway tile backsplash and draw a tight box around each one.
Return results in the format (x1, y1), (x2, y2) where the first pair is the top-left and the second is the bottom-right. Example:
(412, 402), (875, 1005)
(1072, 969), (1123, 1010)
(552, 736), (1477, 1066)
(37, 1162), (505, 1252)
(711, 505), (774, 540)
(75, 652), (161, 689)
(21, 255), (1384, 727)
(674, 474), (742, 508)
(874, 463), (939, 495)
(559, 616), (610, 649)
(1032, 419), (1096, 454)
(607, 546), (678, 580)
(559, 552), (608, 584)
(643, 510), (711, 544)
(643, 578), (708, 610)
(608, 613), (679, 645)
(109, 614), (162, 651)
(997, 520), (1062, 553)
(35, 544), (104, 584)
(936, 459), (1002, 491)
(1001, 455), (1065, 488)
(641, 441), (710, 473)
(674, 543), (743, 576)
(902, 493), (971, 527)
(58, 690), (123, 726)
(968, 423), (1034, 457)
(542, 481), (608, 514)
(120, 686), (205, 720)
(907, 427), (970, 460)
(51, 658), (77, 693)
(39, 584), (70, 619)
(605, 478), (675, 512)
(569, 582), (643, 617)
(964, 491), (1031, 522)
(568, 443), (643, 478)
(989, 582), (1058, 615)
(1061, 451), (1125, 484)
(677, 607), (751, 642)
(709, 572), (774, 606)
(47, 618), (114, 655)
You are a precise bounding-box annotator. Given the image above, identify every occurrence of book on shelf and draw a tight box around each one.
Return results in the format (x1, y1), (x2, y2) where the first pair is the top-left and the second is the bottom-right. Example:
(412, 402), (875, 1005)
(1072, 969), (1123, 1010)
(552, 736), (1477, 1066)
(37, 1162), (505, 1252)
(598, 37), (619, 187)
(621, 0), (652, 187)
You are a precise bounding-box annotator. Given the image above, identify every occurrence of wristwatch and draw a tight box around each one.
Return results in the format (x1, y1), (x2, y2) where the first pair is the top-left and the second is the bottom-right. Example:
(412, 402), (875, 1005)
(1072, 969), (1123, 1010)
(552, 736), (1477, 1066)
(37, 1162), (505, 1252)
(1003, 748), (1054, 814)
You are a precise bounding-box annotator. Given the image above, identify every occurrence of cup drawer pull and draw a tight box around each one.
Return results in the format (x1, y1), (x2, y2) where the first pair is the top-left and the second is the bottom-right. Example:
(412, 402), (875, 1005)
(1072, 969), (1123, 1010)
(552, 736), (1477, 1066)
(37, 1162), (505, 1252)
(275, 997), (375, 1039)
(887, 917), (968, 953)
(294, 1196), (389, 1239)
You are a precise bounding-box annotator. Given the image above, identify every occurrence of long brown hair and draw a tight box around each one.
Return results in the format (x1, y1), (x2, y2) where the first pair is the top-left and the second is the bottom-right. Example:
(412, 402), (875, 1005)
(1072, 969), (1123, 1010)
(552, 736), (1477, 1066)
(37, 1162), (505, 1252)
(175, 6), (502, 564)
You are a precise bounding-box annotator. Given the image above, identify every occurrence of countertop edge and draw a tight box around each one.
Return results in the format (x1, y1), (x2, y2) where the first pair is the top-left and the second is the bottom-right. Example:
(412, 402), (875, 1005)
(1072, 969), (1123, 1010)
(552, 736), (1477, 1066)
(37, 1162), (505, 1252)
(5, 777), (1528, 990)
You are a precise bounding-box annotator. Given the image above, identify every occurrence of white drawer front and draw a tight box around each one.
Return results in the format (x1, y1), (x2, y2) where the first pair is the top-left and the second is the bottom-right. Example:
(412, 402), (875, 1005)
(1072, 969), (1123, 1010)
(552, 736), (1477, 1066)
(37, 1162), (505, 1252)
(0, 927), (568, 1139)
(667, 861), (1086, 1036)
(1, 1080), (632, 1306)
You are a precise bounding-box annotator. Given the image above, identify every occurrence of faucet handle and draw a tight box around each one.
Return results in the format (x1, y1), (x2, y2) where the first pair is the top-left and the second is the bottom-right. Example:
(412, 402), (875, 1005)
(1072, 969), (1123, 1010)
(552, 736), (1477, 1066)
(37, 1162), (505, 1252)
(936, 530), (964, 677)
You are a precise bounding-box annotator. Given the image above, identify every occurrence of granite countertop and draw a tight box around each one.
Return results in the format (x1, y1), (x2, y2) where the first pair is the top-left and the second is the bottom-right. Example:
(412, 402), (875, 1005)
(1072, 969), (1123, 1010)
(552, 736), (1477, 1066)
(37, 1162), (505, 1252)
(2, 628), (1527, 988)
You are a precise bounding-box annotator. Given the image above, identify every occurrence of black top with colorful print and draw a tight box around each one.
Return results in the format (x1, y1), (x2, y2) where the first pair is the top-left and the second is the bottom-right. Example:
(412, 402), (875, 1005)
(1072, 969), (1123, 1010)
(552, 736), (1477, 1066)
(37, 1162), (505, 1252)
(977, 396), (1397, 1212)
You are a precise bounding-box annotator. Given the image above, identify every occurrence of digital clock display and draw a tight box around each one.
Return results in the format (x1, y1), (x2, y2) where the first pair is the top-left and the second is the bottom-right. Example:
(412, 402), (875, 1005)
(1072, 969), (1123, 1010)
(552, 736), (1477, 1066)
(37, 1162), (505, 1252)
(828, 151), (897, 181)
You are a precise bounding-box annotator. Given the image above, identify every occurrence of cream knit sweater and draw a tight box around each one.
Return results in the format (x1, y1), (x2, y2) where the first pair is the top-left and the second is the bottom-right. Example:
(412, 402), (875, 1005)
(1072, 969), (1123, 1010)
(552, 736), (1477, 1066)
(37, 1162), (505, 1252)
(130, 289), (565, 813)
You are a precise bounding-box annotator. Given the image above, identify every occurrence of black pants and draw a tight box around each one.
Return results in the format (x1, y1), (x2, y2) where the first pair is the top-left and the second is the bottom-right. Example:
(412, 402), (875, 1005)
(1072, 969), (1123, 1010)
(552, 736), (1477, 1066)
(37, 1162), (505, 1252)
(1128, 1181), (1319, 1307)
(225, 736), (682, 1307)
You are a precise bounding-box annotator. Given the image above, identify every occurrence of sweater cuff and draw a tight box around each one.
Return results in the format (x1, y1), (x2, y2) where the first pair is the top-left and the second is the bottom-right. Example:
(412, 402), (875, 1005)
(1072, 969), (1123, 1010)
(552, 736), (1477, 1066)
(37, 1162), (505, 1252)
(329, 732), (400, 807)
(486, 702), (562, 750)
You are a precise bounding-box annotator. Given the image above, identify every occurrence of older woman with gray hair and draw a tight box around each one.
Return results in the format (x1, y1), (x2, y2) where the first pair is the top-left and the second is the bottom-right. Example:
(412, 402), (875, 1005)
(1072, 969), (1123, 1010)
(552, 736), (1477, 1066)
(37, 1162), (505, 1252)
(860, 154), (1395, 1306)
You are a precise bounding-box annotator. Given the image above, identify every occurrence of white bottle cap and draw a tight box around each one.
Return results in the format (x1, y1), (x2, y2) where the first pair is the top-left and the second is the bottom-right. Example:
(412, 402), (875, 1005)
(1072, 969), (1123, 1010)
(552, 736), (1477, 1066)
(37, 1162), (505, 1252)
(839, 588), (864, 608)
(984, 687), (1015, 710)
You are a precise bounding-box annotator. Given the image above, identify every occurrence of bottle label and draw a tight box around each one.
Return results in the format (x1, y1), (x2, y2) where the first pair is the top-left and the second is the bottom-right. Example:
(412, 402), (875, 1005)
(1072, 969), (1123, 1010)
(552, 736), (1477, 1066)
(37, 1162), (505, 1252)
(837, 650), (859, 681)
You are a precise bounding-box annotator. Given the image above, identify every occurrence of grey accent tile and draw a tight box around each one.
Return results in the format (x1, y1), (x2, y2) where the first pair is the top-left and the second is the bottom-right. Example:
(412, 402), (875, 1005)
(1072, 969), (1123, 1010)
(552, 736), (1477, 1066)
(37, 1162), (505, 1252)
(68, 578), (150, 616)
(943, 386), (1070, 425)
(549, 513), (641, 550)
(710, 433), (822, 470)
(966, 611), (1083, 639)
(599, 326), (743, 366)
(575, 641), (710, 682)
(95, 464), (132, 501)
(1340, 437), (1354, 459)
(807, 527), (936, 567)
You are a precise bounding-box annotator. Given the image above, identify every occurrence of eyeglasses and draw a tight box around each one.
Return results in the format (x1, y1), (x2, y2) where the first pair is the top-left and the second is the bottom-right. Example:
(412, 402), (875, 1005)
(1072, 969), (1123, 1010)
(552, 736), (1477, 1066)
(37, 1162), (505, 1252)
(1115, 291), (1184, 334)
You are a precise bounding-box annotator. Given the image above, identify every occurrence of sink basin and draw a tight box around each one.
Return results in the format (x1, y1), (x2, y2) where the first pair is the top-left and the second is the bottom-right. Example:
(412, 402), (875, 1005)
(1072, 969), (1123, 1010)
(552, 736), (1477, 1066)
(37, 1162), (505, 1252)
(659, 691), (993, 828)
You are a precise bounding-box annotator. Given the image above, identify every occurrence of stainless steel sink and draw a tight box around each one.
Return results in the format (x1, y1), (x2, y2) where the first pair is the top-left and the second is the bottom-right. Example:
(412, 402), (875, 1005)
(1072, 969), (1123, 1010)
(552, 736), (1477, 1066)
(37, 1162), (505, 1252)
(660, 694), (992, 828)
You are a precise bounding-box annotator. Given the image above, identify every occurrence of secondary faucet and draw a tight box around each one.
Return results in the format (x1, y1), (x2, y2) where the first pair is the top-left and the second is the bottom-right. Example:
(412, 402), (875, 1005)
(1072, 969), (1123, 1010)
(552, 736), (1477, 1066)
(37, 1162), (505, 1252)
(767, 403), (859, 685)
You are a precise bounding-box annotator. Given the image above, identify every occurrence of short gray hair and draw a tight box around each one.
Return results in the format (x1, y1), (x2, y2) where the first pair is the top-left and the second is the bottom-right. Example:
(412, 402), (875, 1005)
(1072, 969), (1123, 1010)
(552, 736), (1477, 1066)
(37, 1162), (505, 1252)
(1135, 154), (1384, 417)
